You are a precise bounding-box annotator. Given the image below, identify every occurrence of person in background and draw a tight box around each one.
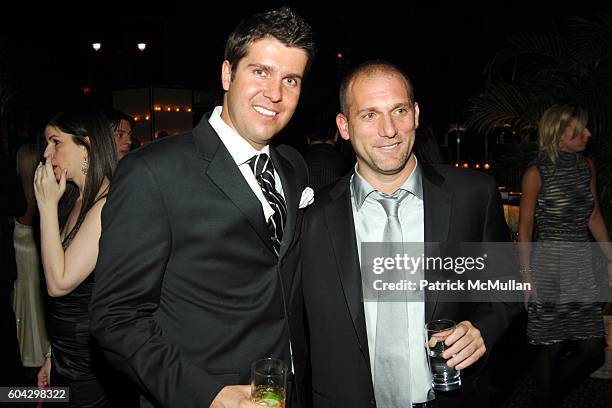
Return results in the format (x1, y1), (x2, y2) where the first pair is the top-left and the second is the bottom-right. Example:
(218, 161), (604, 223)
(414, 124), (444, 164)
(34, 108), (120, 407)
(104, 108), (134, 160)
(303, 112), (353, 191)
(13, 143), (50, 370)
(1, 149), (26, 386)
(518, 104), (611, 407)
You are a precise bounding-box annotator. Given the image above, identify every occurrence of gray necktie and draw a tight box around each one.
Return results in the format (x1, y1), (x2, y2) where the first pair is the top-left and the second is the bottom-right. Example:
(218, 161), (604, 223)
(374, 191), (412, 407)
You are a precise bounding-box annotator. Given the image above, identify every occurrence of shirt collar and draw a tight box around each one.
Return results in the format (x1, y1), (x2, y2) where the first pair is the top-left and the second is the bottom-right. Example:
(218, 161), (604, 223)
(208, 106), (270, 166)
(351, 156), (423, 210)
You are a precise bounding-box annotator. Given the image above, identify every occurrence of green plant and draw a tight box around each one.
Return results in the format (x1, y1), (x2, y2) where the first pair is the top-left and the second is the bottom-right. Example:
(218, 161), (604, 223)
(467, 13), (612, 233)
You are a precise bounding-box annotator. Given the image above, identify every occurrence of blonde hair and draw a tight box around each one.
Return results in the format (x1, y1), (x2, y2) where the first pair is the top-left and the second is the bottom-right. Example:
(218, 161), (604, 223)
(538, 104), (588, 163)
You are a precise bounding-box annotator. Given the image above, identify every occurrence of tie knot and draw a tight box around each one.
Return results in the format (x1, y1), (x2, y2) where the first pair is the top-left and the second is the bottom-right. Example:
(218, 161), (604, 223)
(249, 153), (271, 178)
(377, 190), (407, 217)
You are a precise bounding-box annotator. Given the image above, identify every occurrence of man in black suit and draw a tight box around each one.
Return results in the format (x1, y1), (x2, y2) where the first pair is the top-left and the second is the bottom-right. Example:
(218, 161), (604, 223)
(90, 7), (314, 408)
(302, 61), (520, 407)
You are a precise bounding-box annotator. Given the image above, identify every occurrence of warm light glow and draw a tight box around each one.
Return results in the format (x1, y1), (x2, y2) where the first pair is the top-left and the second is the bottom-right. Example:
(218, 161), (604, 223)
(149, 106), (192, 115)
(145, 115), (150, 121)
(462, 163), (469, 168)
(92, 43), (101, 52)
(137, 43), (147, 52)
(484, 163), (491, 170)
(475, 164), (481, 169)
(454, 163), (459, 168)
(134, 115), (140, 122)
(337, 52), (343, 59)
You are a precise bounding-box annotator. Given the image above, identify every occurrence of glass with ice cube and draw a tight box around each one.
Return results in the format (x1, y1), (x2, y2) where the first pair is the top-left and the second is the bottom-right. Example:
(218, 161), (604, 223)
(425, 319), (462, 391)
(251, 358), (286, 407)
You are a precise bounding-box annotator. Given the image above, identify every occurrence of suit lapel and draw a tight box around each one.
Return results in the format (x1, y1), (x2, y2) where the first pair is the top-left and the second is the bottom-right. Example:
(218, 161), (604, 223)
(325, 178), (371, 367)
(269, 147), (298, 260)
(422, 163), (452, 322)
(325, 166), (452, 372)
(193, 115), (275, 254)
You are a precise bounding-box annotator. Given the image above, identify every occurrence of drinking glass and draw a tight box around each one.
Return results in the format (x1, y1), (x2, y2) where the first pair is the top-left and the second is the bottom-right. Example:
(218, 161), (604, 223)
(425, 319), (462, 391)
(251, 358), (286, 407)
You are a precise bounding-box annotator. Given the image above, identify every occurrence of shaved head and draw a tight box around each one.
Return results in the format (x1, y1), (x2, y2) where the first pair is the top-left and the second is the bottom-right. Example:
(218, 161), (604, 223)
(339, 60), (415, 116)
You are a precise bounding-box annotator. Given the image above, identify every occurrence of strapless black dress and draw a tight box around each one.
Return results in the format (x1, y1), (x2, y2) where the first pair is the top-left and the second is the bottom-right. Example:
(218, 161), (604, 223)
(47, 230), (134, 407)
(49, 273), (120, 407)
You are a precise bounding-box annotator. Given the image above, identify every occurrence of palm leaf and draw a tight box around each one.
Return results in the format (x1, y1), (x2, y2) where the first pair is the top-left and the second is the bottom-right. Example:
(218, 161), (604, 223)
(467, 12), (612, 235)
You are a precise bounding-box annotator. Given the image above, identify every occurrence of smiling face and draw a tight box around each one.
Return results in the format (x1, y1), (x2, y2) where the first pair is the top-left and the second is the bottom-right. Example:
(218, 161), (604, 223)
(337, 69), (419, 187)
(43, 125), (88, 181)
(220, 36), (308, 150)
(559, 120), (591, 153)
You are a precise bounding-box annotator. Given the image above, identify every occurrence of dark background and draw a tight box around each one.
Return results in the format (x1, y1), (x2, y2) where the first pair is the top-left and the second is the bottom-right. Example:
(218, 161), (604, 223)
(0, 2), (607, 143)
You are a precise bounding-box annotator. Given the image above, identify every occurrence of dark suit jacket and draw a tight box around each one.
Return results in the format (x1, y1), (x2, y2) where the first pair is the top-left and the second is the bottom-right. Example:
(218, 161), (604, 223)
(90, 114), (308, 408)
(302, 144), (353, 192)
(302, 163), (520, 408)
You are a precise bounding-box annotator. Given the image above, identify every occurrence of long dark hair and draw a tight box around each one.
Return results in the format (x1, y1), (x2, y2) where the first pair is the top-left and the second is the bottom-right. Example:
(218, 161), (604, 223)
(47, 107), (117, 245)
(103, 107), (135, 132)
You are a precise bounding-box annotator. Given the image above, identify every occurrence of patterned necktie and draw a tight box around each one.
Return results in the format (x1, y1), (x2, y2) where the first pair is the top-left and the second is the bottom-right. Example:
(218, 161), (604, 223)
(374, 191), (412, 407)
(249, 153), (287, 256)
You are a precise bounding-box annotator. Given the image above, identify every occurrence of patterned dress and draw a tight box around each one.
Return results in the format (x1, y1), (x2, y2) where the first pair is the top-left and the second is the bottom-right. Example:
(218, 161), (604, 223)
(527, 151), (604, 345)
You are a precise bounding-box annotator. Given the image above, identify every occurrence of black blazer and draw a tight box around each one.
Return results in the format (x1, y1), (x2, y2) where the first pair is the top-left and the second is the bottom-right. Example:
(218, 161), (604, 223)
(302, 163), (520, 408)
(90, 114), (308, 408)
(302, 144), (353, 191)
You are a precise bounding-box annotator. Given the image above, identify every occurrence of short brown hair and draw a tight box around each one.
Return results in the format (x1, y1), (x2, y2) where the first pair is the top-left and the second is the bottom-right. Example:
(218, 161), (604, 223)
(224, 6), (315, 79)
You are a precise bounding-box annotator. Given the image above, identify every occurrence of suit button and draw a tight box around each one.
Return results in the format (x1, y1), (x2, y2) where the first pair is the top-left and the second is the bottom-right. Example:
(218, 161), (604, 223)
(370, 398), (375, 405)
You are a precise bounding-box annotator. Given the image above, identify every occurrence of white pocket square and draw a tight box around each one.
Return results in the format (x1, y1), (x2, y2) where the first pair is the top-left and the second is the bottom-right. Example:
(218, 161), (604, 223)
(299, 187), (315, 209)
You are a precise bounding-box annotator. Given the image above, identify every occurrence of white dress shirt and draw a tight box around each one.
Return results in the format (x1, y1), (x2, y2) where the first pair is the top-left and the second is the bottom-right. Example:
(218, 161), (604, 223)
(209, 105), (293, 371)
(209, 106), (285, 224)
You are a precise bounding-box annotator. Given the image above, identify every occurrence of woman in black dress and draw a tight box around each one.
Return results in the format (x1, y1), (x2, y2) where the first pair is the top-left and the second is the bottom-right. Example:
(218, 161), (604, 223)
(34, 108), (117, 407)
(518, 104), (612, 407)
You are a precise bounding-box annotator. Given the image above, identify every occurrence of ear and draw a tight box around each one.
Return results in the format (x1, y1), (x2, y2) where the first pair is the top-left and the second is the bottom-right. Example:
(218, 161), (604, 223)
(82, 136), (91, 148)
(221, 60), (232, 92)
(336, 113), (350, 141)
(414, 102), (420, 129)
